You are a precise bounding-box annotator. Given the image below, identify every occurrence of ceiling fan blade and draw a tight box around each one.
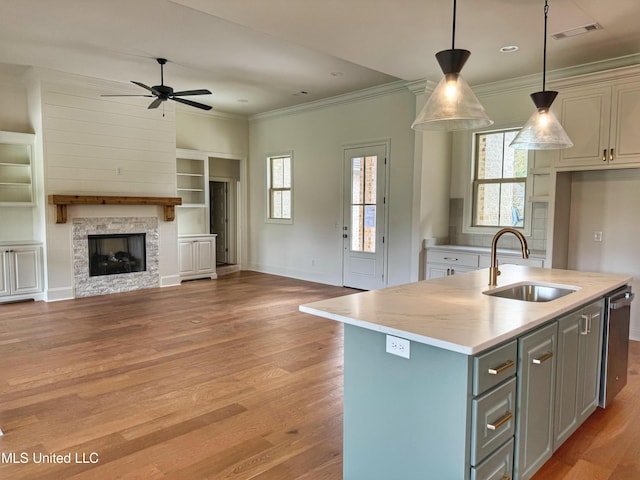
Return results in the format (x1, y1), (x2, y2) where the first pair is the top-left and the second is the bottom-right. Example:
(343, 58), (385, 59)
(171, 97), (212, 111)
(131, 81), (154, 92)
(171, 89), (212, 97)
(148, 97), (163, 109)
(100, 94), (154, 97)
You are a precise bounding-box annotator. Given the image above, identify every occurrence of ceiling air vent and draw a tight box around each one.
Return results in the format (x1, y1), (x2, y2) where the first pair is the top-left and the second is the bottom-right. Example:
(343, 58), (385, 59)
(552, 23), (602, 40)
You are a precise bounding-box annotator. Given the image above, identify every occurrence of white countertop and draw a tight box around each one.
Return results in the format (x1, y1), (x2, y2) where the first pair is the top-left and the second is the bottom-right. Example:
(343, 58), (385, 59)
(299, 265), (631, 355)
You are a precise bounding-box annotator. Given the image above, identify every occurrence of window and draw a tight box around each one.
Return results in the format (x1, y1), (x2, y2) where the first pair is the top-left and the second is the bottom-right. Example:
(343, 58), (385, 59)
(473, 129), (528, 228)
(266, 153), (292, 222)
(350, 155), (377, 253)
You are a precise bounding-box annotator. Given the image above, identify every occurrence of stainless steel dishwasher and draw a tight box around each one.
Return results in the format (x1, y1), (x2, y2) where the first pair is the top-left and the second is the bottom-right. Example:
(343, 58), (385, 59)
(599, 285), (635, 407)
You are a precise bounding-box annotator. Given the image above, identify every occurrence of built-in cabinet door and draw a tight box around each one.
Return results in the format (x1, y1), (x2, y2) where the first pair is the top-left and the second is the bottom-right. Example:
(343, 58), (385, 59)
(0, 250), (9, 296)
(11, 247), (41, 295)
(178, 240), (195, 276)
(577, 302), (603, 423)
(557, 86), (611, 167)
(553, 300), (604, 449)
(609, 82), (640, 165)
(515, 321), (557, 480)
(554, 311), (581, 447)
(194, 238), (215, 274)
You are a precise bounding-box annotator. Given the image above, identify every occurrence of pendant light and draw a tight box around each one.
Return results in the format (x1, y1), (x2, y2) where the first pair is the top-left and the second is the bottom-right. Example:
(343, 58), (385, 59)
(411, 0), (493, 131)
(510, 0), (573, 150)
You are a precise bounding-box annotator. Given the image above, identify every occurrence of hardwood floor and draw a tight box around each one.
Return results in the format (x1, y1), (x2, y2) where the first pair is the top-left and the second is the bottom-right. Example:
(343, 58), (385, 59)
(0, 271), (638, 479)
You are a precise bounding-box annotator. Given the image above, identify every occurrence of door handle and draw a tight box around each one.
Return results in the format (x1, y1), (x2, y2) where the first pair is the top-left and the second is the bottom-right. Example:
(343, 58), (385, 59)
(343, 234), (348, 238)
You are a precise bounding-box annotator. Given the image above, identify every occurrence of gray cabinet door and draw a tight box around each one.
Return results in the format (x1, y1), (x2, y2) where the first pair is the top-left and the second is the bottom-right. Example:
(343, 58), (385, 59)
(554, 300), (604, 449)
(515, 322), (557, 480)
(554, 311), (581, 447)
(577, 301), (603, 423)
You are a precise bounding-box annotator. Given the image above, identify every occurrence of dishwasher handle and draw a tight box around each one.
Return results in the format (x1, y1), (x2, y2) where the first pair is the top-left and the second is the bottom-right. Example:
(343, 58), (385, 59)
(611, 292), (635, 310)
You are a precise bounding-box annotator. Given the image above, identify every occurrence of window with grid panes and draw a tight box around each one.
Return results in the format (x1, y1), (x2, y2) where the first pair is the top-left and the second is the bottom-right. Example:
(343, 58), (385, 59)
(473, 129), (528, 228)
(267, 154), (292, 222)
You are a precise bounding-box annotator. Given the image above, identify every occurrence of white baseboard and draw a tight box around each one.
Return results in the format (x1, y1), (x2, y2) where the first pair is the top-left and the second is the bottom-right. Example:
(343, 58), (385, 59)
(630, 327), (640, 342)
(160, 275), (181, 287)
(246, 262), (341, 286)
(45, 287), (74, 302)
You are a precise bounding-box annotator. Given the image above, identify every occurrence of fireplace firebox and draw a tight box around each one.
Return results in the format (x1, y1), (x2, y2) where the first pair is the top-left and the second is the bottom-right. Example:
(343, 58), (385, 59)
(88, 233), (146, 277)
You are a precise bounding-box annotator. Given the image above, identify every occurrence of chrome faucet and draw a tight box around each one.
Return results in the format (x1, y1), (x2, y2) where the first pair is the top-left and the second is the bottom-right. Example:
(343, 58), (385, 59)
(489, 228), (529, 286)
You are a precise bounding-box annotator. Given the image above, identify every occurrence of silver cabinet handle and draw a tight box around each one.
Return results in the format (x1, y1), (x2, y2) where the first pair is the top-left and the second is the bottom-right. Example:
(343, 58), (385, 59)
(532, 352), (553, 365)
(443, 257), (458, 261)
(580, 314), (589, 335)
(487, 411), (513, 431)
(488, 359), (514, 375)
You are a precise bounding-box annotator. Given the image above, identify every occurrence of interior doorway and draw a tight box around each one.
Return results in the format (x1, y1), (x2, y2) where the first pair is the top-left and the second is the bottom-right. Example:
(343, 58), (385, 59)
(208, 156), (241, 268)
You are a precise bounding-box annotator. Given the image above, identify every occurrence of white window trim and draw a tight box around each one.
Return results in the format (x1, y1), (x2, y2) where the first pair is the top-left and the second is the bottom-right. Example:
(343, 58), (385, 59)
(462, 127), (533, 236)
(265, 151), (293, 224)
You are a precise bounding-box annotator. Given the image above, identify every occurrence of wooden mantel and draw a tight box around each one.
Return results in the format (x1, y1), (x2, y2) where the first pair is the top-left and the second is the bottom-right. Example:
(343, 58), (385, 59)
(47, 195), (182, 224)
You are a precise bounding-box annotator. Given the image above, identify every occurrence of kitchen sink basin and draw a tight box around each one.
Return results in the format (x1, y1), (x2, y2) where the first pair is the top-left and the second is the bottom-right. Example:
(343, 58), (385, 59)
(484, 282), (578, 302)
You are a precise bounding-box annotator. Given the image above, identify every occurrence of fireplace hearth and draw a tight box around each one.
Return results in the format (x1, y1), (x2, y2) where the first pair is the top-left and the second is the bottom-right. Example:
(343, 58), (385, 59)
(88, 233), (146, 277)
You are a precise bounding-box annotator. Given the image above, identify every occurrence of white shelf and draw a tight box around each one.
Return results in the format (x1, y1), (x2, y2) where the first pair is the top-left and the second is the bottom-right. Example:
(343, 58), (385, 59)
(0, 132), (34, 205)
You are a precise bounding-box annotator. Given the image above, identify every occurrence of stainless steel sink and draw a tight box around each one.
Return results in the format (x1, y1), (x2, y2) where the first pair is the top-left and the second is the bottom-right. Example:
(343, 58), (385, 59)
(484, 282), (578, 302)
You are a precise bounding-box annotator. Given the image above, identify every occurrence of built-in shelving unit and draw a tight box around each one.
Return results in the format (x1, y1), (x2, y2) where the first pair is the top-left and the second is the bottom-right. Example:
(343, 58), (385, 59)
(0, 132), (35, 206)
(176, 157), (206, 206)
(176, 149), (209, 236)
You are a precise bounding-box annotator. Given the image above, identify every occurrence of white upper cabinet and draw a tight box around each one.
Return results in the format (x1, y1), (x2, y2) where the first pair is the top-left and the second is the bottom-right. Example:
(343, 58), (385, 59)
(556, 81), (640, 168)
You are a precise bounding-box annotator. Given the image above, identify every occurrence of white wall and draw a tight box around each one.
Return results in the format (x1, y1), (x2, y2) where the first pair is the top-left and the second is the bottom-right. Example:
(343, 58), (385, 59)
(30, 70), (179, 300)
(0, 66), (36, 242)
(176, 109), (248, 155)
(248, 85), (417, 287)
(567, 169), (640, 340)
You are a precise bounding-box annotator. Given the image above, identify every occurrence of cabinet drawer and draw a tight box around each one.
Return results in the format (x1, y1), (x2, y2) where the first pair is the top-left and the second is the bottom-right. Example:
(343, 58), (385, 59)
(428, 250), (479, 268)
(473, 340), (517, 395)
(471, 438), (514, 480)
(471, 377), (517, 466)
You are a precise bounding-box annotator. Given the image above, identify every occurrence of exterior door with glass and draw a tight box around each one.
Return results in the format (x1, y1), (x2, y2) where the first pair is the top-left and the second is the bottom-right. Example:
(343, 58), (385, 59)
(342, 144), (387, 290)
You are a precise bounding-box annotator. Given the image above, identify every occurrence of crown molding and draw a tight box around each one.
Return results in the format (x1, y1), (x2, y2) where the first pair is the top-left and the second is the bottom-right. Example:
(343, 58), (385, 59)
(249, 80), (409, 121)
(405, 53), (640, 98)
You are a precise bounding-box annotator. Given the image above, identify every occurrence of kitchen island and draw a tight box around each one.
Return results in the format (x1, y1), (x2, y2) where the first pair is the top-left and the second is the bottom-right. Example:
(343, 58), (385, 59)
(299, 265), (631, 480)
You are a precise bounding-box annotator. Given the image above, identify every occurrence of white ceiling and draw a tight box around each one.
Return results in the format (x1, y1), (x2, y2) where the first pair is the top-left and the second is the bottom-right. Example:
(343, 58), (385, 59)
(0, 0), (638, 115)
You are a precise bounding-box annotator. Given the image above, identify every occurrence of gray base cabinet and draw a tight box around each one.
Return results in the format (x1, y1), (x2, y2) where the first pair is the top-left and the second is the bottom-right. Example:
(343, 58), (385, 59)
(341, 298), (610, 480)
(554, 300), (603, 448)
(515, 322), (558, 480)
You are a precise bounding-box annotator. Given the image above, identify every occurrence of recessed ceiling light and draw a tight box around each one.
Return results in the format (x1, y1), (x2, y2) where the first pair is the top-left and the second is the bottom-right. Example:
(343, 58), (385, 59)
(237, 99), (249, 103)
(500, 45), (519, 53)
(292, 91), (310, 97)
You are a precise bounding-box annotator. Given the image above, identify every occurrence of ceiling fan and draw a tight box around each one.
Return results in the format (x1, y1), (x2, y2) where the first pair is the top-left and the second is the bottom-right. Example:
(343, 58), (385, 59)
(102, 58), (212, 111)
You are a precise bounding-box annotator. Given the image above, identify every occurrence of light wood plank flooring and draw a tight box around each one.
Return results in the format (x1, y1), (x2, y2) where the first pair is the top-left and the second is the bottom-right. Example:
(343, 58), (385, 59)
(0, 271), (638, 479)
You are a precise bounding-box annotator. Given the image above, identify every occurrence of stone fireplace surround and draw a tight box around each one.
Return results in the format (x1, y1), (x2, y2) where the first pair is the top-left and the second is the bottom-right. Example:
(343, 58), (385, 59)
(72, 216), (159, 297)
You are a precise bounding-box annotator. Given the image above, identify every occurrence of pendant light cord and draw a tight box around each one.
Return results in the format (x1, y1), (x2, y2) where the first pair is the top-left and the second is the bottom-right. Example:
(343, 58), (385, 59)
(542, 0), (549, 91)
(451, 0), (457, 50)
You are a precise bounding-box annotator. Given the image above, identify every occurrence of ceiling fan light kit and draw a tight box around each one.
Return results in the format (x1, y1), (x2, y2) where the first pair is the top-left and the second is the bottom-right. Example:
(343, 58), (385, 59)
(102, 58), (213, 111)
(411, 0), (493, 131)
(510, 0), (573, 150)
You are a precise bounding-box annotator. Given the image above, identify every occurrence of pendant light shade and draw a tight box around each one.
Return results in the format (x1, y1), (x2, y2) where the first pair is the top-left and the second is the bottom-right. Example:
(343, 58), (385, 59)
(510, 0), (573, 150)
(411, 0), (493, 131)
